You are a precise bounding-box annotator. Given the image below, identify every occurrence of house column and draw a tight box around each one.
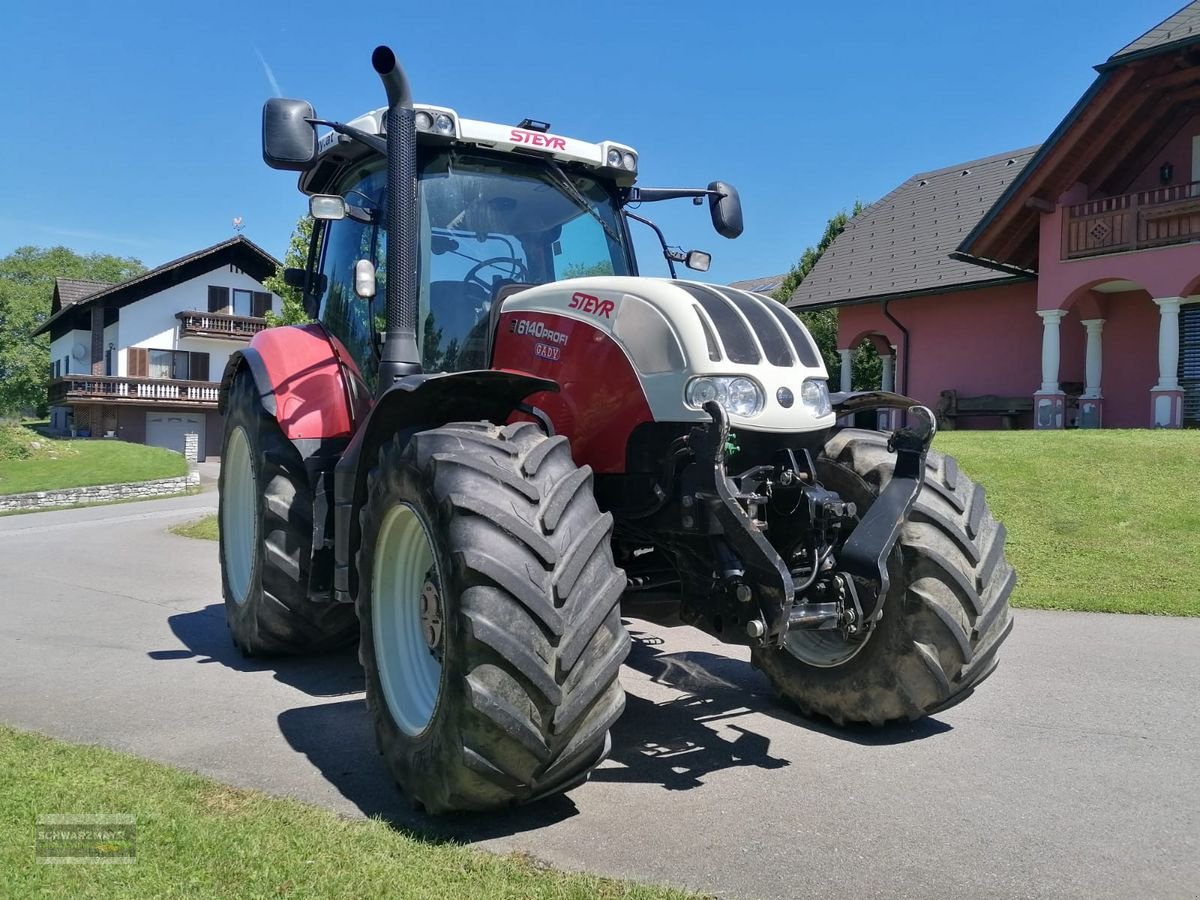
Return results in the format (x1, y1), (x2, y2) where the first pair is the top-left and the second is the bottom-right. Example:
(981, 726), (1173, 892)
(837, 348), (853, 426)
(1078, 318), (1104, 428)
(90, 306), (105, 376)
(1150, 297), (1184, 427)
(1034, 309), (1067, 429)
(878, 351), (895, 430)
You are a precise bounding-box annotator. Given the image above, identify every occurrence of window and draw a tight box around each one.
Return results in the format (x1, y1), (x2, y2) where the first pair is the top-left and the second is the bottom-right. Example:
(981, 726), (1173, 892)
(104, 349), (113, 377)
(232, 289), (252, 317)
(53, 359), (61, 378)
(131, 348), (209, 382)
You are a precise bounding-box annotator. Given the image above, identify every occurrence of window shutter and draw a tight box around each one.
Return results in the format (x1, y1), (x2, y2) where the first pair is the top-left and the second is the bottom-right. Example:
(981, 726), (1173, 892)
(252, 291), (272, 317)
(189, 352), (210, 382)
(128, 347), (148, 377)
(208, 286), (230, 313)
(1180, 303), (1200, 426)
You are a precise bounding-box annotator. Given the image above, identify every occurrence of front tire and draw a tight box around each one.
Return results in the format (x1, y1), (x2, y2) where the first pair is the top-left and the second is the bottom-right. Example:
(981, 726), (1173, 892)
(357, 421), (629, 813)
(752, 428), (1015, 725)
(218, 369), (358, 656)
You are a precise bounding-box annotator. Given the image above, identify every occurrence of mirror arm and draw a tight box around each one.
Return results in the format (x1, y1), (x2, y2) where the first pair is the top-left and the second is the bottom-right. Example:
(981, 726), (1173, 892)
(624, 209), (677, 279)
(306, 118), (388, 156)
(629, 186), (723, 203)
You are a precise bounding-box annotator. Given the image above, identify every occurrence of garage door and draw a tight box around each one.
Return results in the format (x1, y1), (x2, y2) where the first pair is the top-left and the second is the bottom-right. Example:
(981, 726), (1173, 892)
(146, 412), (205, 461)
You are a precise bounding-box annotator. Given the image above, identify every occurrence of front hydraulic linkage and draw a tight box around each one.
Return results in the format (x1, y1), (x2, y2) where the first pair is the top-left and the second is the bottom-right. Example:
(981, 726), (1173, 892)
(686, 397), (937, 648)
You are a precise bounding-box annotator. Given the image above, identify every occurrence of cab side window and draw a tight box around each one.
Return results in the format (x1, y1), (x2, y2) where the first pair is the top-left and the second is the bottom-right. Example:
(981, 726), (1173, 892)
(316, 167), (386, 390)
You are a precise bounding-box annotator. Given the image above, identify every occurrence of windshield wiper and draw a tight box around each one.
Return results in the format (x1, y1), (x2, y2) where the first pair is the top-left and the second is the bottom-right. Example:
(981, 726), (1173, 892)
(545, 162), (621, 245)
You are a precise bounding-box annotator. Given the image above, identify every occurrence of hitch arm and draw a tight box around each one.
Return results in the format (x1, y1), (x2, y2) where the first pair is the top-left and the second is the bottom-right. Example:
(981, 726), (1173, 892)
(689, 402), (796, 643)
(834, 406), (937, 621)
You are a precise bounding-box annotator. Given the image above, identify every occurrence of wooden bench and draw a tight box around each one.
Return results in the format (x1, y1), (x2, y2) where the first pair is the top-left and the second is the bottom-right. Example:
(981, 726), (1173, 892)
(936, 390), (1033, 430)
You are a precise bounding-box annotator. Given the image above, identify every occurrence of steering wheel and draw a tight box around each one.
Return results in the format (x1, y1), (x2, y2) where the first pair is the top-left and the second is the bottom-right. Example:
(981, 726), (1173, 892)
(464, 256), (529, 293)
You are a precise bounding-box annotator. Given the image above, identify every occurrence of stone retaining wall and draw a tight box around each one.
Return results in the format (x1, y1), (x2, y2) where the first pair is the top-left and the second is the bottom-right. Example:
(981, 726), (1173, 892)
(0, 470), (201, 512)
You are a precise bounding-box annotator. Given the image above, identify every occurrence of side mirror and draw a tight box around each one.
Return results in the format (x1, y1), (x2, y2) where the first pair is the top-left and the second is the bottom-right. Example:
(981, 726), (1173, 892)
(262, 98), (318, 171)
(354, 260), (377, 299)
(684, 250), (711, 272)
(707, 181), (744, 239)
(282, 267), (306, 288)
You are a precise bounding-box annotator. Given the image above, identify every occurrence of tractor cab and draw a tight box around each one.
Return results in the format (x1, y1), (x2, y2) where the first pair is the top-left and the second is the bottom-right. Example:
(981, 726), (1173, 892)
(275, 100), (738, 389)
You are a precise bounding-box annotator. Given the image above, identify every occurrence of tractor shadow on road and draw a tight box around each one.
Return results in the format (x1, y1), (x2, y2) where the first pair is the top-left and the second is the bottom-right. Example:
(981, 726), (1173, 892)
(590, 630), (951, 793)
(271, 626), (951, 841)
(276, 698), (583, 839)
(148, 604), (364, 698)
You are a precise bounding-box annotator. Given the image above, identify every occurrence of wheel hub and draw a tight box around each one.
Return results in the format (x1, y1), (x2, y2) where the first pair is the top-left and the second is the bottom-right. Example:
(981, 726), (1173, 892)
(420, 574), (443, 657)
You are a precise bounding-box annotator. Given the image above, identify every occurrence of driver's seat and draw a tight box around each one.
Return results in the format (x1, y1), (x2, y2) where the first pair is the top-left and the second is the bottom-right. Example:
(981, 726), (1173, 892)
(427, 280), (488, 347)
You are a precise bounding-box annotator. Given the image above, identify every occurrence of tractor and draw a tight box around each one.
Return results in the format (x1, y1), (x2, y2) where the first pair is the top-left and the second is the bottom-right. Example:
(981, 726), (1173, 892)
(218, 46), (1014, 813)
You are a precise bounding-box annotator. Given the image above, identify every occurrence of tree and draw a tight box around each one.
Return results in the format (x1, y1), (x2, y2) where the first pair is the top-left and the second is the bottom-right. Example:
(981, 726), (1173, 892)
(770, 202), (881, 391)
(263, 216), (314, 326)
(0, 246), (144, 416)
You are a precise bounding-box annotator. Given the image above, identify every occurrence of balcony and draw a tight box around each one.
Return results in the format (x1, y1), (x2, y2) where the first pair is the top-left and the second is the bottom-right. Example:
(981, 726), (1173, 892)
(176, 310), (267, 341)
(50, 375), (219, 407)
(1063, 181), (1200, 259)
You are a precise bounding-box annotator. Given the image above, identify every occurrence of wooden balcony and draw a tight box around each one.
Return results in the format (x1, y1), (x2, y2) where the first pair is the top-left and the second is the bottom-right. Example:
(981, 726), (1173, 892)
(176, 310), (267, 341)
(49, 375), (219, 407)
(1063, 181), (1200, 259)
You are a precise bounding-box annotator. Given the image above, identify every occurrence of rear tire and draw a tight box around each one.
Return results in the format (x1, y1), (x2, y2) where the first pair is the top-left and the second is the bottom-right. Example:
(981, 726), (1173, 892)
(357, 421), (629, 813)
(218, 368), (358, 656)
(752, 428), (1015, 725)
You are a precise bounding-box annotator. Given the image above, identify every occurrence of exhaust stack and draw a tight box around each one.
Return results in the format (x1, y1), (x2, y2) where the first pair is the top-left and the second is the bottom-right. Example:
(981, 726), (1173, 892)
(371, 45), (422, 387)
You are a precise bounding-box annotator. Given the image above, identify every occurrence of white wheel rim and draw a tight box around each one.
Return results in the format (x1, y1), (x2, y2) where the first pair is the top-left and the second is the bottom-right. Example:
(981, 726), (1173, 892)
(221, 426), (257, 605)
(372, 504), (444, 737)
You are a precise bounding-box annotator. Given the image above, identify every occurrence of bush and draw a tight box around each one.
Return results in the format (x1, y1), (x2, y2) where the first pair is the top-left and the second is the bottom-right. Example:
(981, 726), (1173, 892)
(0, 423), (31, 462)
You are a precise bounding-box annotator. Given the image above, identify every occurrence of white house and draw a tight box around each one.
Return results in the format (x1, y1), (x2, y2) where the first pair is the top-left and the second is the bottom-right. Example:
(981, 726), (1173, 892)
(35, 236), (282, 461)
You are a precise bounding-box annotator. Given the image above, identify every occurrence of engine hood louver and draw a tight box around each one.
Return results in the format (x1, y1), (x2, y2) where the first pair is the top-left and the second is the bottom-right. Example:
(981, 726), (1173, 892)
(672, 281), (821, 369)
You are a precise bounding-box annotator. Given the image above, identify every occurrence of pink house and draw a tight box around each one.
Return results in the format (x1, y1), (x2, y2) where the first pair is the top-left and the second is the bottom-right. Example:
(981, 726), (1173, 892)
(785, 3), (1200, 429)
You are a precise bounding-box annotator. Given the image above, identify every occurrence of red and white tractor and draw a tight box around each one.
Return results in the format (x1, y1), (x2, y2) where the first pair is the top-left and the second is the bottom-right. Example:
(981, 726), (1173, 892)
(218, 46), (1014, 813)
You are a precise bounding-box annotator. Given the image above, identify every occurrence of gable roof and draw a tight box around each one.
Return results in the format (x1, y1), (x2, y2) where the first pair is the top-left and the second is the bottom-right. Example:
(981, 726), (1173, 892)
(53, 278), (114, 314)
(35, 236), (280, 338)
(787, 146), (1039, 310)
(960, 4), (1200, 270)
(1105, 1), (1200, 68)
(729, 273), (788, 296)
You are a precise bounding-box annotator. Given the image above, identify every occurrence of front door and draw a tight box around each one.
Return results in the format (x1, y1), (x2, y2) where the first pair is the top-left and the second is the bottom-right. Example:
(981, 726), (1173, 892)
(1180, 302), (1200, 427)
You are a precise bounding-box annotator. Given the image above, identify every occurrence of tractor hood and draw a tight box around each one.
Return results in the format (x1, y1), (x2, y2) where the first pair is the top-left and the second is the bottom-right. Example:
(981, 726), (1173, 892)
(498, 277), (834, 433)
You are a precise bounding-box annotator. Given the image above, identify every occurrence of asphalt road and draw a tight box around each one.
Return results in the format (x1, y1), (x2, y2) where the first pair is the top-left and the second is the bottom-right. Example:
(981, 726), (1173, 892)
(1, 492), (1197, 899)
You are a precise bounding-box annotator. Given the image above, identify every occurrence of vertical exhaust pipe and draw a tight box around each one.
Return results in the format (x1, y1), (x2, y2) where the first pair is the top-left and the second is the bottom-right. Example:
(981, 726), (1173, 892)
(371, 45), (422, 387)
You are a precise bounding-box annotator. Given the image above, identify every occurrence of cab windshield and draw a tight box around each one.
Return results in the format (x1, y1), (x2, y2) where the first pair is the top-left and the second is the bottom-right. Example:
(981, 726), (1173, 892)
(415, 150), (633, 371)
(318, 149), (633, 386)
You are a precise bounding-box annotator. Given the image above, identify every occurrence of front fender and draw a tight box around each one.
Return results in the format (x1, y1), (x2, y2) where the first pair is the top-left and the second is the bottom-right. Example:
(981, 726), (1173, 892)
(330, 369), (558, 602)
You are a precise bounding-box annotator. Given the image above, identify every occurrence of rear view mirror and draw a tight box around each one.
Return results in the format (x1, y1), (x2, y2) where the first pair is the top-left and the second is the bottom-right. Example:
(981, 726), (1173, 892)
(685, 250), (711, 272)
(282, 267), (306, 288)
(708, 181), (744, 239)
(262, 98), (318, 171)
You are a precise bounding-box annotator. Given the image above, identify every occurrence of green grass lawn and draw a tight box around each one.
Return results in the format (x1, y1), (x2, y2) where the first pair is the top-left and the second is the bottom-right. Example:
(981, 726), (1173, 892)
(170, 515), (218, 541)
(935, 429), (1200, 616)
(0, 726), (692, 899)
(0, 422), (186, 496)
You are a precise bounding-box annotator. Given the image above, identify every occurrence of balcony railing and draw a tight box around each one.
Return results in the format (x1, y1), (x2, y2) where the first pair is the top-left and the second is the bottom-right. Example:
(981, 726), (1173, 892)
(176, 310), (267, 341)
(49, 375), (219, 407)
(1064, 181), (1200, 259)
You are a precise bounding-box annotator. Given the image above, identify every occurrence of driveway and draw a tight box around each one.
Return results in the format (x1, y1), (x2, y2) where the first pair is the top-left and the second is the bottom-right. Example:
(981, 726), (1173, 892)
(0, 494), (1196, 899)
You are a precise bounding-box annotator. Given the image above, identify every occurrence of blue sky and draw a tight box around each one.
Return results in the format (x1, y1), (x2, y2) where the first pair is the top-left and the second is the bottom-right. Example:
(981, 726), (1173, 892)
(0, 0), (1178, 282)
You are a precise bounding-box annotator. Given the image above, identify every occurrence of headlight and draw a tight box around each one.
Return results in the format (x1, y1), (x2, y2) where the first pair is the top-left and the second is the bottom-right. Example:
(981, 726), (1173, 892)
(621, 151), (637, 171)
(414, 111), (434, 132)
(433, 113), (455, 135)
(685, 376), (764, 417)
(800, 378), (832, 417)
(607, 148), (622, 167)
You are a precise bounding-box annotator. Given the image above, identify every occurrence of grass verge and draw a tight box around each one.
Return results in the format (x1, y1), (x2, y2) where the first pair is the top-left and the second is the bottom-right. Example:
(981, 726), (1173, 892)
(0, 726), (693, 899)
(934, 429), (1199, 616)
(170, 514), (218, 541)
(0, 422), (186, 495)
